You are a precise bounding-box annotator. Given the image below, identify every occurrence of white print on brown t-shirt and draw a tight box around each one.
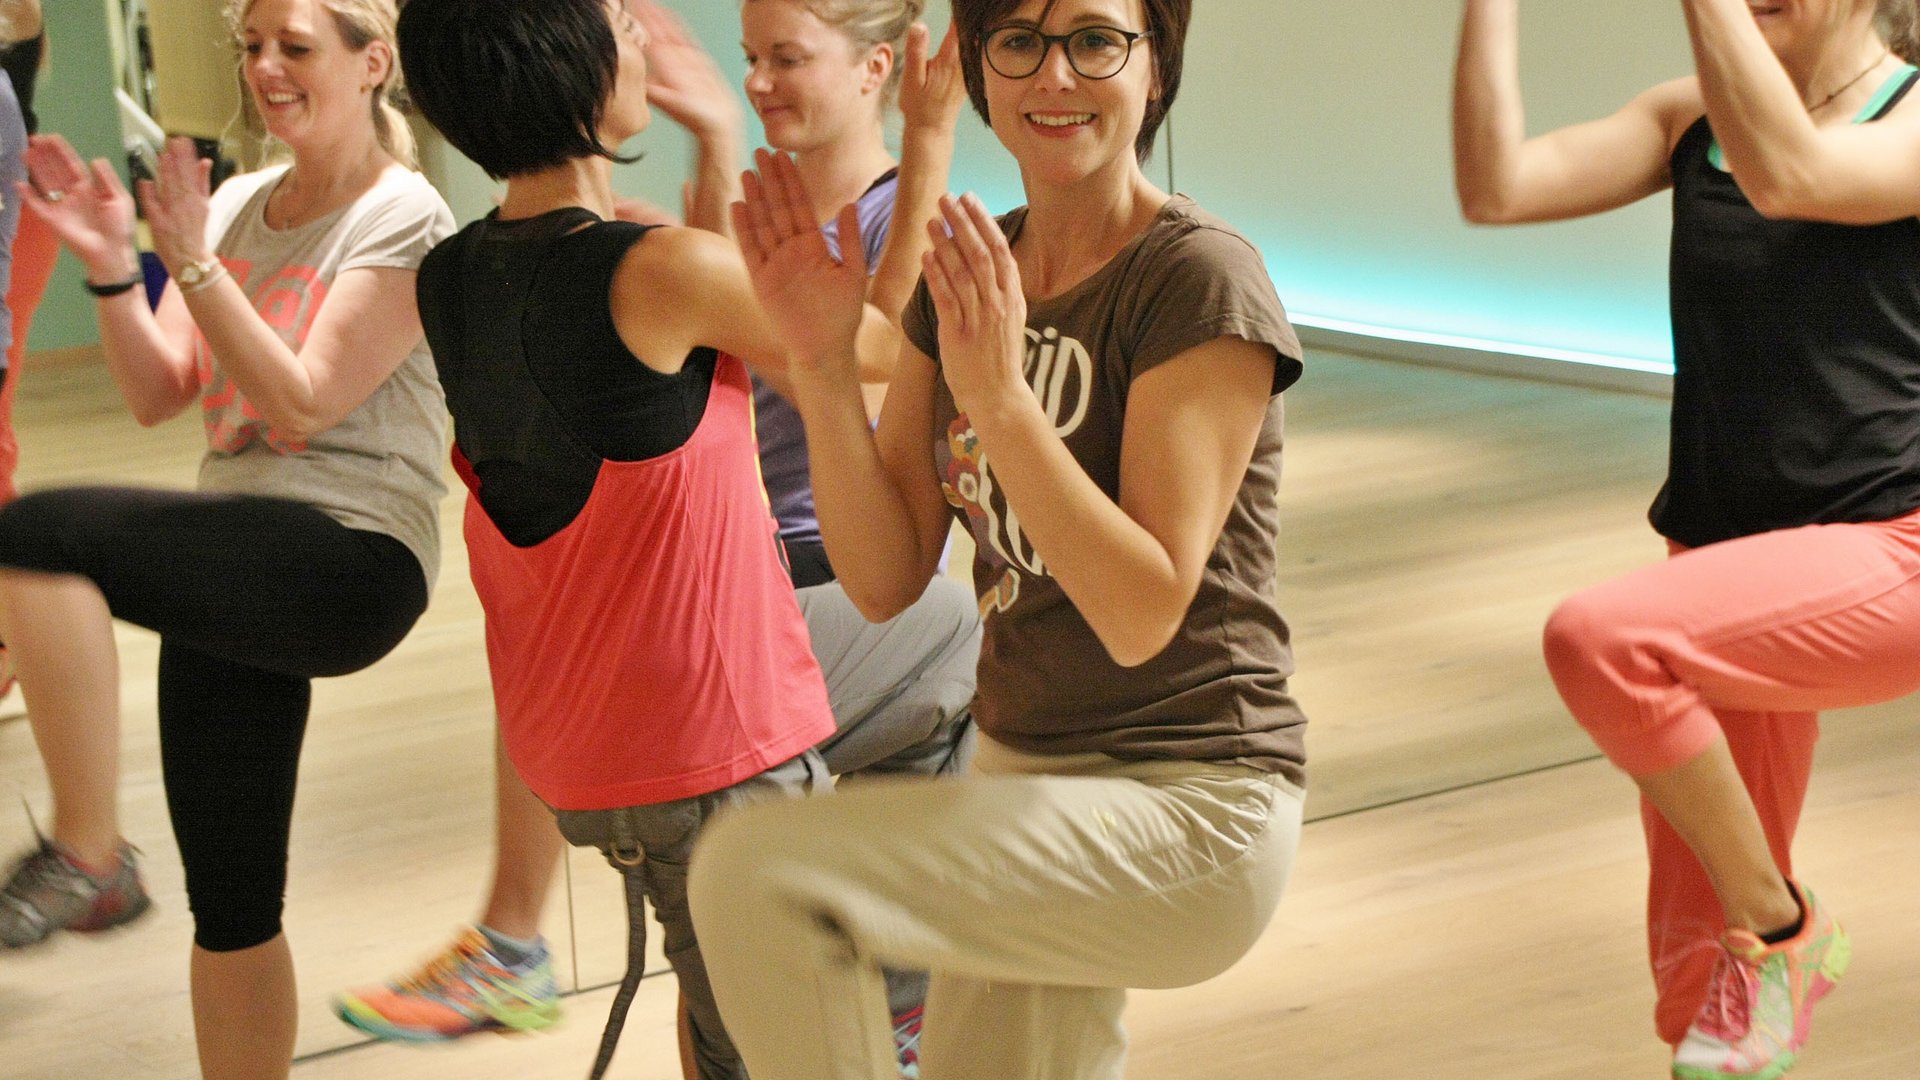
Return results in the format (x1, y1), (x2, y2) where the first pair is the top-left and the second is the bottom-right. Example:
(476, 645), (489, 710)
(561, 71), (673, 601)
(941, 325), (1094, 618)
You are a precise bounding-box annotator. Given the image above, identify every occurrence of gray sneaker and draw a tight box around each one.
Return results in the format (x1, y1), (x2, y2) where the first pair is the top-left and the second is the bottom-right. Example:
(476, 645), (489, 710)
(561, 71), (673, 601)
(0, 838), (152, 948)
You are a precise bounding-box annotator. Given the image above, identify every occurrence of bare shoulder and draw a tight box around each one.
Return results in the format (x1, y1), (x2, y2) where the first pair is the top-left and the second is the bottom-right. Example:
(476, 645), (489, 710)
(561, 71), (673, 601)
(1635, 75), (1706, 152)
(614, 224), (738, 289)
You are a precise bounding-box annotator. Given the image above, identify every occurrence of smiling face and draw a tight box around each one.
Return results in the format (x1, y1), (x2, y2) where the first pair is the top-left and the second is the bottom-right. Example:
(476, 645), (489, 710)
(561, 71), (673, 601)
(240, 0), (387, 153)
(980, 0), (1155, 188)
(741, 0), (889, 155)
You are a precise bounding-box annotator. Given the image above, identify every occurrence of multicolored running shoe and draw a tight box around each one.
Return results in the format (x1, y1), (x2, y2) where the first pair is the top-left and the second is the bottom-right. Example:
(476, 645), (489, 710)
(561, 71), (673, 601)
(1671, 883), (1850, 1080)
(0, 836), (151, 947)
(333, 927), (561, 1041)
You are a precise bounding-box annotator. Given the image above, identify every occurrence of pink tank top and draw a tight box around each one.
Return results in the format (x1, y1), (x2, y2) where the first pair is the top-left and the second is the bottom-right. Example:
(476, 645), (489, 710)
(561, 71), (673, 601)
(458, 355), (834, 810)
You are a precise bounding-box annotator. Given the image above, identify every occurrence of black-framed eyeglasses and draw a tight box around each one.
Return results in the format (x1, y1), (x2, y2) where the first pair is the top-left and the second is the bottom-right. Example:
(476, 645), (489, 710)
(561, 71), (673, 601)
(984, 25), (1153, 81)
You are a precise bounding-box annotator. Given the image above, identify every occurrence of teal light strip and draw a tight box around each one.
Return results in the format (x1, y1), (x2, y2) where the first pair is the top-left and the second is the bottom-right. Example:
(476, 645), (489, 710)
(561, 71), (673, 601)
(1289, 311), (1677, 376)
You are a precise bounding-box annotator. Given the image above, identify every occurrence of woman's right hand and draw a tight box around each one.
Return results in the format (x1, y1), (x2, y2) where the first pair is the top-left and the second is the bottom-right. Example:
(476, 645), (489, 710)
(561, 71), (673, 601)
(633, 0), (742, 143)
(19, 134), (139, 280)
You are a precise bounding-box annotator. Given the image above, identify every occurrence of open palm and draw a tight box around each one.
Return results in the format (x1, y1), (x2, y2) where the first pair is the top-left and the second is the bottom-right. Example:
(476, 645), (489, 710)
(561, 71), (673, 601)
(20, 134), (138, 273)
(733, 150), (868, 378)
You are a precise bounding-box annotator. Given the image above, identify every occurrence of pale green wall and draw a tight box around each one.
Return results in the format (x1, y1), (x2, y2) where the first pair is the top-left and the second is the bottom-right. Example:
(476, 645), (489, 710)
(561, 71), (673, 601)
(30, 0), (126, 351)
(1174, 0), (1692, 368)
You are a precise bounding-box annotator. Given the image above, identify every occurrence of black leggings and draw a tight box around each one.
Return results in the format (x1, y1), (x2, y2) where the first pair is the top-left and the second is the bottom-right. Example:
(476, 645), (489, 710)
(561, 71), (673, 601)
(0, 487), (428, 951)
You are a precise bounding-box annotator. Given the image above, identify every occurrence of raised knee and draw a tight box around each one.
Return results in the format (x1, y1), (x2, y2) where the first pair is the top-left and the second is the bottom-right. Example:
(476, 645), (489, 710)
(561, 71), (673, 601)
(1542, 588), (1631, 678)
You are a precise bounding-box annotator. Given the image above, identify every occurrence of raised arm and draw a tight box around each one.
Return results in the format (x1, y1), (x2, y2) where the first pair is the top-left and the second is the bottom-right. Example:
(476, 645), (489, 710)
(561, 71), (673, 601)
(632, 0), (743, 235)
(138, 139), (428, 442)
(867, 23), (963, 325)
(1680, 0), (1920, 223)
(20, 135), (199, 425)
(1454, 0), (1697, 224)
(612, 173), (893, 399)
(731, 151), (949, 617)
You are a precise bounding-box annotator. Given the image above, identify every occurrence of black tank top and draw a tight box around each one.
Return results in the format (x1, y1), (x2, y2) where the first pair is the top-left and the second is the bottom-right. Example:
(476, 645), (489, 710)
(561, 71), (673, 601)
(1654, 68), (1920, 547)
(417, 208), (715, 547)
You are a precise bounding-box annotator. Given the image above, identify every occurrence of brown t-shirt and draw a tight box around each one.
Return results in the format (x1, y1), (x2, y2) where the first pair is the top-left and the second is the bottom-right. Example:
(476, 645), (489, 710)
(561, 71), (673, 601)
(905, 195), (1308, 786)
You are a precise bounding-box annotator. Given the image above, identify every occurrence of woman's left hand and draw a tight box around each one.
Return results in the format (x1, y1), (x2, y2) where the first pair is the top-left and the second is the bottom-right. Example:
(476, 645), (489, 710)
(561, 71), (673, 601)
(136, 136), (216, 277)
(899, 23), (966, 137)
(923, 192), (1028, 414)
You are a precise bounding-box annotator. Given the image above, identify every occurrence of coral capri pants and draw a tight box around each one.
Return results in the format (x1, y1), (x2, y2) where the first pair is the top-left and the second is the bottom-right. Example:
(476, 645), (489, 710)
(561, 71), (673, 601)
(1542, 506), (1920, 1045)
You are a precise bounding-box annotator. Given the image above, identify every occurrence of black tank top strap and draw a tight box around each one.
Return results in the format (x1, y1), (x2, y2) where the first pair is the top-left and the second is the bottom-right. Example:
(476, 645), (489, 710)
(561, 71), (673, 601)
(420, 210), (714, 547)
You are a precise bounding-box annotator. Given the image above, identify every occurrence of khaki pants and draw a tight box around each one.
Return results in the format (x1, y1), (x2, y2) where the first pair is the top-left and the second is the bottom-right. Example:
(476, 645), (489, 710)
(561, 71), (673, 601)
(688, 737), (1304, 1079)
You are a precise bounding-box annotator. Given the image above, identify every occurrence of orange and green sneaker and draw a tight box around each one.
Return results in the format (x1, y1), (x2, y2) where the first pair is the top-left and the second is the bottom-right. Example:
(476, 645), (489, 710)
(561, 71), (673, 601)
(333, 927), (561, 1041)
(1671, 883), (1850, 1080)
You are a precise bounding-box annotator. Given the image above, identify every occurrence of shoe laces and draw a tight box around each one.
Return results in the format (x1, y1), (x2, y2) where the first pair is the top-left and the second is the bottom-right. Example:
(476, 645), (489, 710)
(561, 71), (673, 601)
(1696, 940), (1761, 1042)
(397, 935), (495, 996)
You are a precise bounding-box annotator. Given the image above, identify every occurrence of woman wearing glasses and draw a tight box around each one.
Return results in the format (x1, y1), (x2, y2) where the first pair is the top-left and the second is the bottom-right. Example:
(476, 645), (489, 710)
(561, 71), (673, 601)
(1457, 1), (1920, 1077)
(688, 1), (1306, 1076)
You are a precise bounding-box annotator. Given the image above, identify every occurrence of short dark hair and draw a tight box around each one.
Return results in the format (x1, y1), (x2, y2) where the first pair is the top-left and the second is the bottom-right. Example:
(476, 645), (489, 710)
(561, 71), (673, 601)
(951, 0), (1190, 162)
(398, 0), (636, 180)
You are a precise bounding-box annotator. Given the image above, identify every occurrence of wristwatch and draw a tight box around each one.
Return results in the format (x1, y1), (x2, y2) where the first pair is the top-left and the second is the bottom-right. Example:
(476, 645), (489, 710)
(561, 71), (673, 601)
(175, 256), (222, 289)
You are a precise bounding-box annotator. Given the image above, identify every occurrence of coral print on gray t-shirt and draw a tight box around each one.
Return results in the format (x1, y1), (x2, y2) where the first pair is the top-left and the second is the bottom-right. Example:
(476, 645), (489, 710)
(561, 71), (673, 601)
(192, 164), (454, 589)
(905, 195), (1309, 787)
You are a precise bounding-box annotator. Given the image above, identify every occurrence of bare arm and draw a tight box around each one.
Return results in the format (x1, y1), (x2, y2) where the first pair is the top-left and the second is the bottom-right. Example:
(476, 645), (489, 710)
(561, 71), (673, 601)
(866, 24), (963, 325)
(139, 139), (429, 441)
(1454, 0), (1696, 224)
(729, 151), (948, 615)
(633, 0), (743, 236)
(611, 211), (892, 397)
(1681, 0), (1920, 223)
(21, 135), (199, 424)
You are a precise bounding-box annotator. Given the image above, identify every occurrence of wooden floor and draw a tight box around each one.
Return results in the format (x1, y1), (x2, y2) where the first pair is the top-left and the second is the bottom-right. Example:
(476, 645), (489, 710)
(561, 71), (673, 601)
(0, 349), (1912, 1079)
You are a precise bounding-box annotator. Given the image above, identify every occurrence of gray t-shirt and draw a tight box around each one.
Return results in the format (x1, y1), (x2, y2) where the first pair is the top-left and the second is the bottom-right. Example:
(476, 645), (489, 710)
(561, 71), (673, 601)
(195, 164), (453, 588)
(906, 195), (1308, 786)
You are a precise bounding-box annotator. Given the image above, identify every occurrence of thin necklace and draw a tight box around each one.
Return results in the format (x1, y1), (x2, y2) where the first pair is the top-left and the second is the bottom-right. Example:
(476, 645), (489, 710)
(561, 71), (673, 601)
(1807, 50), (1890, 113)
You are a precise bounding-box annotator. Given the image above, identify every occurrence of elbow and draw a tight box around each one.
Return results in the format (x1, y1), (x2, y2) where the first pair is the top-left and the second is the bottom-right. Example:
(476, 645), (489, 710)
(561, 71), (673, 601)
(1733, 159), (1824, 221)
(839, 575), (922, 626)
(258, 406), (331, 445)
(1741, 179), (1808, 221)
(1096, 613), (1183, 670)
(1457, 185), (1518, 225)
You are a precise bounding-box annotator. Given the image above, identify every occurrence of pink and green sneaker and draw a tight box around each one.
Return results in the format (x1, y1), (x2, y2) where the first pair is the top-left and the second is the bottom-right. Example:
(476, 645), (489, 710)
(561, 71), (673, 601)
(1671, 883), (1851, 1080)
(334, 927), (561, 1041)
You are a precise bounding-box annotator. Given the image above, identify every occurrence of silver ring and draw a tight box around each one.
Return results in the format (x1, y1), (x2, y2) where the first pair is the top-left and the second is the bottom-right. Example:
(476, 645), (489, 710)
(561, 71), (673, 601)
(43, 189), (63, 203)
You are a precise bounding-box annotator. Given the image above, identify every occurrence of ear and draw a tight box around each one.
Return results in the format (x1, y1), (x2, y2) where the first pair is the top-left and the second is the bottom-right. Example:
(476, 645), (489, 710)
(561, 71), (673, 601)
(364, 37), (394, 90)
(862, 41), (894, 95)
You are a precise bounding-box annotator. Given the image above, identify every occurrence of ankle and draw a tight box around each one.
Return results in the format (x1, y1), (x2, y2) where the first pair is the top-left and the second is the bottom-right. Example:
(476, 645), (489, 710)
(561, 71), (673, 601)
(1729, 880), (1803, 940)
(52, 835), (123, 877)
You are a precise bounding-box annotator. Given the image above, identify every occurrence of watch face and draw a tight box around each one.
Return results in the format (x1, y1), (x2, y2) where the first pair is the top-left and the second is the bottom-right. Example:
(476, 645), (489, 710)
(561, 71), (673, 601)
(180, 261), (210, 285)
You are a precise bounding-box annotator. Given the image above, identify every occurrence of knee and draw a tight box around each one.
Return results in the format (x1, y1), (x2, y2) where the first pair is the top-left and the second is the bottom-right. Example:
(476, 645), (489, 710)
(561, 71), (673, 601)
(1541, 586), (1636, 688)
(188, 889), (285, 953)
